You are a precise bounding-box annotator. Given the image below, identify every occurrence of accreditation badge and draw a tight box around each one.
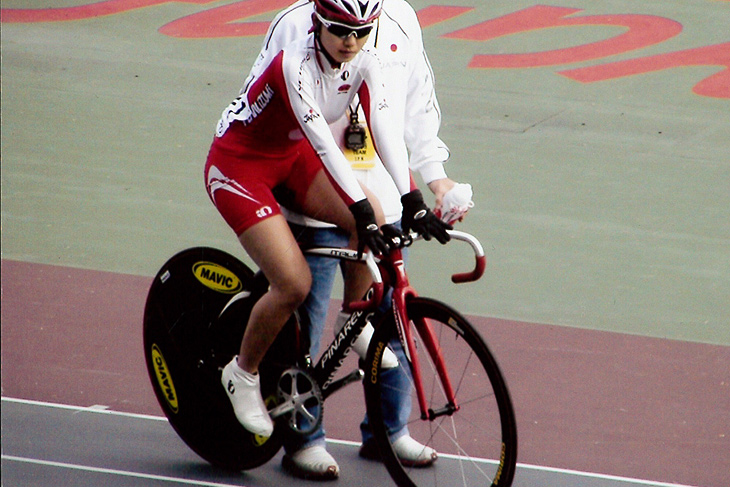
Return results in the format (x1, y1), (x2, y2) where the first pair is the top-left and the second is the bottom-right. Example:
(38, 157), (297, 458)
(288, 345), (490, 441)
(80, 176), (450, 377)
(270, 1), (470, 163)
(344, 126), (376, 169)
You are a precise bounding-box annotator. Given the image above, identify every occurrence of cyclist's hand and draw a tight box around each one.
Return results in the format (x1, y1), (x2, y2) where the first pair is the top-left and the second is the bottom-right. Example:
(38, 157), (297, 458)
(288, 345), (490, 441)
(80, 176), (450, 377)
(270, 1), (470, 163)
(380, 224), (408, 249)
(434, 183), (474, 225)
(349, 199), (391, 257)
(401, 190), (452, 244)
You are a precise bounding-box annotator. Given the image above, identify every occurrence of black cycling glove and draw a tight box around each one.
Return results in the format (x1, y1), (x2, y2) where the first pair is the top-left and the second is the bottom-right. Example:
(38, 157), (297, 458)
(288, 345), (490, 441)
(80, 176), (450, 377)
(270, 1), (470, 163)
(349, 199), (391, 257)
(380, 223), (408, 249)
(401, 190), (452, 244)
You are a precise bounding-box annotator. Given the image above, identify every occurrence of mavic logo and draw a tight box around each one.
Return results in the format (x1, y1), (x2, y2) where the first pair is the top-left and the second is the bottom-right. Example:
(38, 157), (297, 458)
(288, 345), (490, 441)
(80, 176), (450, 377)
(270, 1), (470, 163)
(256, 206), (273, 218)
(192, 262), (243, 294)
(151, 344), (179, 413)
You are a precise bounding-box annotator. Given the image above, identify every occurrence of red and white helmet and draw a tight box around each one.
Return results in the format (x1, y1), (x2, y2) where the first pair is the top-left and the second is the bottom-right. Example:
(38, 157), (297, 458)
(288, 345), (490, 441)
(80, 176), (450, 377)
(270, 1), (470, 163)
(313, 0), (383, 26)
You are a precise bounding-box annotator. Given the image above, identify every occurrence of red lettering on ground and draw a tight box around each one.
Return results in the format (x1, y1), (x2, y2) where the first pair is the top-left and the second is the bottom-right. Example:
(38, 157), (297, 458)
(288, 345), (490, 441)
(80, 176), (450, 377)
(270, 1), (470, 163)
(560, 42), (730, 99)
(0, 0), (216, 23)
(443, 5), (682, 68)
(158, 0), (292, 38)
(416, 6), (473, 28)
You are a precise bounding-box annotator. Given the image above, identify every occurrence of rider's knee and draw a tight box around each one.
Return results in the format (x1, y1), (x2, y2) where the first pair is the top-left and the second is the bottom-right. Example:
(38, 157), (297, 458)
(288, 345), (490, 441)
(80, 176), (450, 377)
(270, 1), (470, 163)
(277, 271), (311, 309)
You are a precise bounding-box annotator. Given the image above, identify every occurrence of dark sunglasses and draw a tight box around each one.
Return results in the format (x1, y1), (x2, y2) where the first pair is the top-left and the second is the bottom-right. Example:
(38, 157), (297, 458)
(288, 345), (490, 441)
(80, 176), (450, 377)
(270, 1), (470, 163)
(316, 12), (374, 39)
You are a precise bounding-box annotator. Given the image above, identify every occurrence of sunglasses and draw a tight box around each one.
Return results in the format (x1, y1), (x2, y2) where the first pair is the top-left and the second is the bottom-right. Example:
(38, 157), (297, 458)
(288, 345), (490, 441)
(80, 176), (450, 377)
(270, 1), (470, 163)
(315, 12), (374, 39)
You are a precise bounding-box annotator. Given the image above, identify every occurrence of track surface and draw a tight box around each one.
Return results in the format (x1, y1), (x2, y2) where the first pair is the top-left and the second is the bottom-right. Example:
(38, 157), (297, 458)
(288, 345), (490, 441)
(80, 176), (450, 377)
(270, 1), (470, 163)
(2, 260), (728, 486)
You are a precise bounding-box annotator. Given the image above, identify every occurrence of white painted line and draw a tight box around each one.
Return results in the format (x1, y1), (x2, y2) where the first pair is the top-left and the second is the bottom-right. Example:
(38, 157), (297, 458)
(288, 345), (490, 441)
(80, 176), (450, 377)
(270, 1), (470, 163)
(515, 463), (698, 487)
(325, 439), (698, 487)
(1, 396), (700, 487)
(1, 396), (167, 421)
(1, 455), (246, 487)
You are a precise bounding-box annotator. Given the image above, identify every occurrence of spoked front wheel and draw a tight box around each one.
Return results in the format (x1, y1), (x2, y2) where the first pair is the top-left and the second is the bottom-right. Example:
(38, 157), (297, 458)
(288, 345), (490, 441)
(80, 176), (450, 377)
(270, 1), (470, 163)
(364, 297), (517, 487)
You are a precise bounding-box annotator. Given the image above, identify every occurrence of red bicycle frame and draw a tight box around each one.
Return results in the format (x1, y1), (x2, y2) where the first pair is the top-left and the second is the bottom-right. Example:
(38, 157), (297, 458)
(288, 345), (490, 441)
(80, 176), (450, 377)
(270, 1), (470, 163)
(385, 247), (460, 420)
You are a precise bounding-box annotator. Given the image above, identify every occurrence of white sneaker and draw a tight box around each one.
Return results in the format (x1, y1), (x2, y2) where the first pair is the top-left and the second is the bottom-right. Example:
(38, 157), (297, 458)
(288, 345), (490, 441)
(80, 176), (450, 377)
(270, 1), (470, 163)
(282, 445), (340, 480)
(392, 435), (438, 467)
(221, 357), (273, 437)
(333, 312), (399, 368)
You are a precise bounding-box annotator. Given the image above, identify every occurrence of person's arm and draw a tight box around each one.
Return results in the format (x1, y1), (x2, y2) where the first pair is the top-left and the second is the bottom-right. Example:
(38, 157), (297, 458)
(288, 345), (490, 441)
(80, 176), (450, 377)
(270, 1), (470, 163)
(277, 48), (391, 255)
(283, 65), (368, 205)
(400, 7), (450, 185)
(240, 0), (313, 95)
(403, 13), (474, 222)
(358, 62), (412, 198)
(359, 55), (452, 243)
(386, 3), (472, 221)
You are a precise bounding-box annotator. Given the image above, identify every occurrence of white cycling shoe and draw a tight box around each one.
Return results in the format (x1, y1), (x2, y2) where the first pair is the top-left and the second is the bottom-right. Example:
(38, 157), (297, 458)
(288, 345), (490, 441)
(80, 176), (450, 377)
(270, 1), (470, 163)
(282, 445), (340, 480)
(221, 357), (273, 437)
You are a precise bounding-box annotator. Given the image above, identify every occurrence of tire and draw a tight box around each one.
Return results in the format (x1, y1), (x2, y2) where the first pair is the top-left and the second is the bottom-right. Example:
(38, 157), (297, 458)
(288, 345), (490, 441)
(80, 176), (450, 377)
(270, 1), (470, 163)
(364, 297), (517, 487)
(143, 247), (299, 470)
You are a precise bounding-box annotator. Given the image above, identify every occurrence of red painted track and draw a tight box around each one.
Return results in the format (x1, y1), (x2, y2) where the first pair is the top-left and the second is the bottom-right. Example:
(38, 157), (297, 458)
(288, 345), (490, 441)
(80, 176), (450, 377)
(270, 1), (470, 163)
(2, 259), (728, 486)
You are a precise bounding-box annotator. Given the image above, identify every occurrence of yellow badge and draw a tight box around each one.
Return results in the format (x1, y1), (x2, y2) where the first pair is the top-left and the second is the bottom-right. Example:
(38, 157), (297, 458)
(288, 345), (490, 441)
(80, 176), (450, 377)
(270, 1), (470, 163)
(344, 123), (376, 170)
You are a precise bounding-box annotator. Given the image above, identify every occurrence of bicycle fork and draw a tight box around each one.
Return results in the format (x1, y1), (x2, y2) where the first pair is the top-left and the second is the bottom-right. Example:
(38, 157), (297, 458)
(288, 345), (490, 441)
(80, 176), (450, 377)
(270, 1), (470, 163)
(389, 253), (459, 421)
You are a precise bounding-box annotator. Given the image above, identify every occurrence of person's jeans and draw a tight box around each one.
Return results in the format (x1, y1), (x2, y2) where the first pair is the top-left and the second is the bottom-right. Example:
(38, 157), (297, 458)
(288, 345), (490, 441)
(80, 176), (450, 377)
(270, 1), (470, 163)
(284, 223), (411, 453)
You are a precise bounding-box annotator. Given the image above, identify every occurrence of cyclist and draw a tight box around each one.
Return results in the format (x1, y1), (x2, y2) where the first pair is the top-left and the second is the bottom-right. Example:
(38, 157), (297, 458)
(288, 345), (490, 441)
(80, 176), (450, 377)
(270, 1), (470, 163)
(204, 0), (451, 463)
(247, 0), (474, 480)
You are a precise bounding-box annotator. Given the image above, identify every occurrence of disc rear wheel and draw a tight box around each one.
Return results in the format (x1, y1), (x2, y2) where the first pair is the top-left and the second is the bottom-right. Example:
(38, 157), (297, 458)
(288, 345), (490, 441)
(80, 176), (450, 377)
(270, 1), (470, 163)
(143, 247), (297, 470)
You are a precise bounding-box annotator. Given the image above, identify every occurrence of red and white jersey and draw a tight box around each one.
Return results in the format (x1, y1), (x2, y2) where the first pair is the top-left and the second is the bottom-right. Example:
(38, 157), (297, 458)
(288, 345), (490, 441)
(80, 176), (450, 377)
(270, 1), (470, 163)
(216, 34), (412, 207)
(250, 0), (450, 182)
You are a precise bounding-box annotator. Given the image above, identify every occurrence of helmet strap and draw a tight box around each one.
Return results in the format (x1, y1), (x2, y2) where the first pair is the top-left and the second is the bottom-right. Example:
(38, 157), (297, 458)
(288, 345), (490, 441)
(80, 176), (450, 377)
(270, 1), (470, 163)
(309, 12), (318, 34)
(313, 23), (343, 69)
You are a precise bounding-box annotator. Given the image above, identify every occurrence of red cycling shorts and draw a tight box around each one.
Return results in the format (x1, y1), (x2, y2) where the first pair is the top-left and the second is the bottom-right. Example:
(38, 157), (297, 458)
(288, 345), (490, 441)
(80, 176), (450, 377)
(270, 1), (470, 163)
(204, 125), (322, 236)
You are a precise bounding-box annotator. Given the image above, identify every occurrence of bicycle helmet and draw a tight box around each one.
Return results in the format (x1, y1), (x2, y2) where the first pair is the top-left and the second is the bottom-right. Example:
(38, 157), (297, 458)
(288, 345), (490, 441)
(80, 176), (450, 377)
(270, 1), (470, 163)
(313, 0), (383, 26)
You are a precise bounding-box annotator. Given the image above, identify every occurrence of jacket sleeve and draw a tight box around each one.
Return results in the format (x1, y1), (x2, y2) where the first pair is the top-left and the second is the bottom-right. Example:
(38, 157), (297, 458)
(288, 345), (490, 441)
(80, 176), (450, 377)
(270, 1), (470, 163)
(401, 8), (450, 184)
(240, 0), (312, 95)
(358, 58), (413, 197)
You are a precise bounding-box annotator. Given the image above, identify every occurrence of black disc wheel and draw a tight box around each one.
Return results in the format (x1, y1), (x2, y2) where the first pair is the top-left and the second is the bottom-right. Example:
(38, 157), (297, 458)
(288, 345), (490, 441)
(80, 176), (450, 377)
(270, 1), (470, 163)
(143, 247), (299, 470)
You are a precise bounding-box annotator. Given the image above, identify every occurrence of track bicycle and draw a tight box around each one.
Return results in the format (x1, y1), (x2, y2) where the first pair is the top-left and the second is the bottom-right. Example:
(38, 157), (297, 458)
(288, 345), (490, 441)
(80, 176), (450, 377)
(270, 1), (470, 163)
(143, 229), (517, 487)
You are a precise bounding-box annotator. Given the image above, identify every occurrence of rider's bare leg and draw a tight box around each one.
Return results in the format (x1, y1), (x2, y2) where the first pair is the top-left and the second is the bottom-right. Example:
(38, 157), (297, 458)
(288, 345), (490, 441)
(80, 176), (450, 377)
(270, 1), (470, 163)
(222, 215), (311, 436)
(224, 173), (383, 437)
(236, 171), (382, 373)
(236, 215), (312, 373)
